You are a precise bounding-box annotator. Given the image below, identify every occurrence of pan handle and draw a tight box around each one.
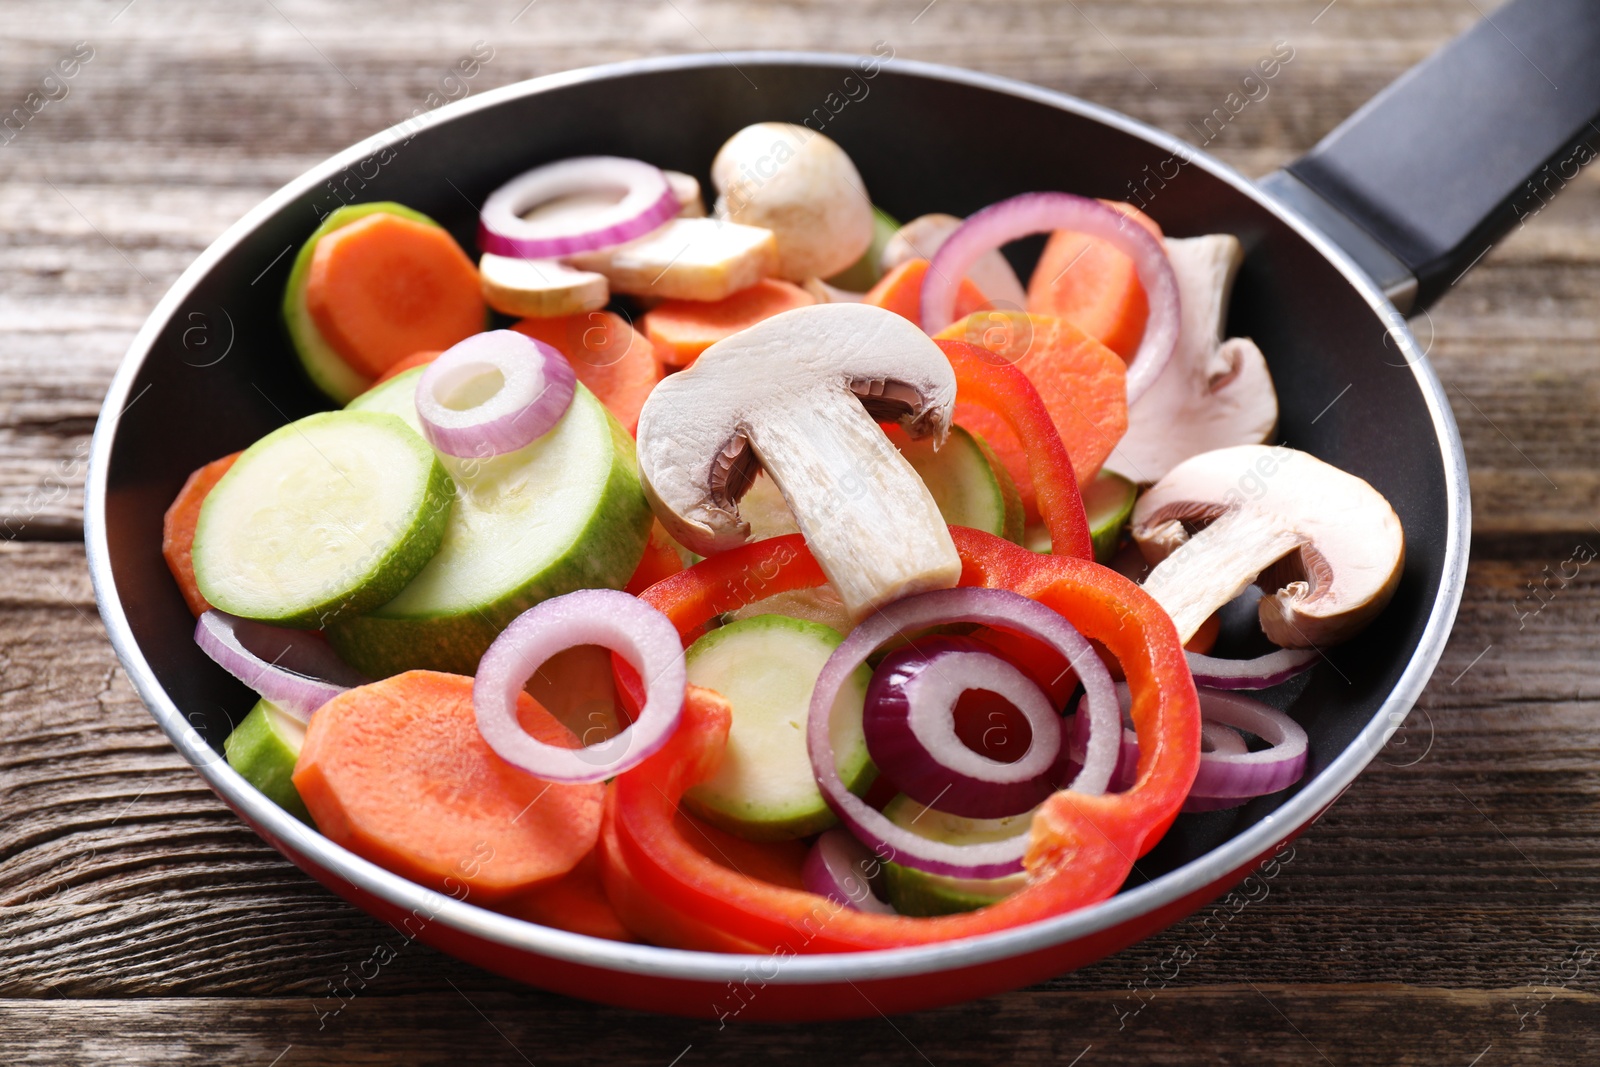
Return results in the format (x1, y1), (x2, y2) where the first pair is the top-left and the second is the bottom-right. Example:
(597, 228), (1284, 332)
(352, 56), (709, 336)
(1257, 0), (1600, 313)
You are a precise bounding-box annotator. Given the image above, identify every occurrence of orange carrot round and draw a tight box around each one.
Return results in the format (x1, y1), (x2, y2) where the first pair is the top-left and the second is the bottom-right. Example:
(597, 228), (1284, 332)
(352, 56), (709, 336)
(498, 848), (639, 942)
(514, 311), (664, 435)
(864, 257), (990, 325)
(1026, 201), (1162, 360)
(293, 670), (603, 902)
(938, 312), (1127, 518)
(305, 213), (485, 379)
(641, 279), (814, 366)
(372, 349), (443, 386)
(162, 452), (241, 616)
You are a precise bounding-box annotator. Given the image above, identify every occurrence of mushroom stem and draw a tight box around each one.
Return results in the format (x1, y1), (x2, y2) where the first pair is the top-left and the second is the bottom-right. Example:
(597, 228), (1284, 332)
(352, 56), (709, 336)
(751, 397), (959, 621)
(1139, 507), (1304, 644)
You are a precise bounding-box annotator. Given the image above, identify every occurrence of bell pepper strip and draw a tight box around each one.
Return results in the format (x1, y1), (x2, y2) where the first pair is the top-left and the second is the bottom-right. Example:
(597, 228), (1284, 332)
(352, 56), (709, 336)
(936, 339), (1092, 560)
(624, 522), (687, 596)
(608, 527), (1199, 952)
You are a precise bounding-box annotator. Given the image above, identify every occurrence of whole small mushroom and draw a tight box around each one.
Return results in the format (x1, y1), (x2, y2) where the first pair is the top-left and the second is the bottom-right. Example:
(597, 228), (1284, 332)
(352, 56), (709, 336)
(635, 302), (961, 621)
(1104, 234), (1278, 484)
(1132, 445), (1404, 648)
(712, 123), (875, 282)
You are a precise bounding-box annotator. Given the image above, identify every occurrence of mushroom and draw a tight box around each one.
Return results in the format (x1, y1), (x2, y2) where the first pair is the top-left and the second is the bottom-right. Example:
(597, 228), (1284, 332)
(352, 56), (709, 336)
(1131, 444), (1404, 648)
(1103, 235), (1278, 484)
(565, 216), (777, 302)
(635, 302), (961, 620)
(880, 213), (1028, 308)
(711, 123), (875, 282)
(478, 254), (608, 318)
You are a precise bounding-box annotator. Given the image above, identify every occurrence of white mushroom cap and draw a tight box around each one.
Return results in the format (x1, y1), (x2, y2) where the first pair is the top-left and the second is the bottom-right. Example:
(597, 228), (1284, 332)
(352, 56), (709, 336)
(1132, 444), (1404, 647)
(636, 302), (960, 619)
(712, 123), (875, 282)
(1105, 235), (1277, 484)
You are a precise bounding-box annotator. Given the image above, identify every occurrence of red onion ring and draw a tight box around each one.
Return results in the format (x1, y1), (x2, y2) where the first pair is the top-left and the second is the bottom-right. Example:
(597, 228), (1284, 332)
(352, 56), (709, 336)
(1186, 647), (1318, 690)
(807, 586), (1118, 880)
(415, 330), (575, 458)
(801, 828), (897, 914)
(474, 589), (685, 784)
(919, 192), (1181, 404)
(863, 637), (1063, 819)
(194, 610), (367, 723)
(477, 156), (679, 259)
(1073, 685), (1308, 810)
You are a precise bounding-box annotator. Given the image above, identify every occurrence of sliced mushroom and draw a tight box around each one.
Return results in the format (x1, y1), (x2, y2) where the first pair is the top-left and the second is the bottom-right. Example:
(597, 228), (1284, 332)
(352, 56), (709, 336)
(1131, 445), (1404, 648)
(880, 213), (1028, 309)
(711, 123), (874, 282)
(802, 276), (866, 304)
(1104, 235), (1277, 484)
(636, 302), (961, 620)
(478, 254), (609, 318)
(566, 216), (777, 301)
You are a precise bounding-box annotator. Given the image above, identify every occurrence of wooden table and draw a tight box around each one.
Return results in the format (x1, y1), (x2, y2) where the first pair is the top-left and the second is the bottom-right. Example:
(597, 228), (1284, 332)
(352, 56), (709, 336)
(4, 1), (1598, 1062)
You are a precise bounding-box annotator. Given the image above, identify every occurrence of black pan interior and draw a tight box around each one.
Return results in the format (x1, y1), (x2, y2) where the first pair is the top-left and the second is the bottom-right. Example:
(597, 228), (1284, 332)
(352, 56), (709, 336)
(102, 59), (1449, 886)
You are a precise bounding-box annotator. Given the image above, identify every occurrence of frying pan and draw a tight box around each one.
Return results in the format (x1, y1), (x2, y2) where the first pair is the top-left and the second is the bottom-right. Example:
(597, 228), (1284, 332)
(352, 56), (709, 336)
(84, 0), (1600, 1020)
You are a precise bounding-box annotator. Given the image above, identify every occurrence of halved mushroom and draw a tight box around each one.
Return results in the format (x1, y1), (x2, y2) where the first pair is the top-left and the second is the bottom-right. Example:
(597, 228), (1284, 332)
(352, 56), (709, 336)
(635, 302), (961, 620)
(478, 254), (609, 318)
(566, 216), (777, 302)
(711, 123), (875, 282)
(880, 213), (1028, 308)
(1104, 235), (1277, 484)
(1132, 445), (1404, 648)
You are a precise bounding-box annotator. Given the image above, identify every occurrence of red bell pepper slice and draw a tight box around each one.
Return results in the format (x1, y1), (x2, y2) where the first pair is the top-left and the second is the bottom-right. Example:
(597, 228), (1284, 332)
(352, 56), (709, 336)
(937, 338), (1092, 560)
(604, 527), (1199, 952)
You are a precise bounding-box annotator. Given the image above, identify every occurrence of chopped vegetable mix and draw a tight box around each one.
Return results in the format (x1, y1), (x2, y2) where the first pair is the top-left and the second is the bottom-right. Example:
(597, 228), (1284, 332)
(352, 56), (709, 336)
(178, 123), (1402, 954)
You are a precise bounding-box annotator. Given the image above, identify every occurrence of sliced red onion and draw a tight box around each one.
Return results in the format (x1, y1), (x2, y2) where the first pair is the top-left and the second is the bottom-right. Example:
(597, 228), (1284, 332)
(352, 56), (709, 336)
(474, 589), (685, 785)
(414, 330), (575, 458)
(864, 637), (1062, 819)
(920, 192), (1181, 404)
(194, 610), (367, 723)
(807, 586), (1117, 880)
(478, 156), (679, 259)
(1186, 647), (1319, 690)
(1073, 685), (1307, 809)
(802, 829), (897, 914)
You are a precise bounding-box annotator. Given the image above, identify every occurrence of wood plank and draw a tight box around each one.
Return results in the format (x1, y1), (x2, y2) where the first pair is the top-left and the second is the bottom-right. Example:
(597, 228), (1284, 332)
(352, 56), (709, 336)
(1, 986), (1596, 1066)
(3, 540), (1598, 1005)
(4, 1), (1596, 535)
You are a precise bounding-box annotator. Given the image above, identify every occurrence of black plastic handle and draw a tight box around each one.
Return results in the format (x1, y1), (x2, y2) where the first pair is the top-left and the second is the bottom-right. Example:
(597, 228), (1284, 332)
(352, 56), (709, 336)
(1259, 0), (1600, 312)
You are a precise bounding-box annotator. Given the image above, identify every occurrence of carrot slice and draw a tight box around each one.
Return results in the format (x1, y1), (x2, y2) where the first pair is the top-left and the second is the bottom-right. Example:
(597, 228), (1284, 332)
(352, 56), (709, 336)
(863, 258), (990, 325)
(498, 849), (640, 942)
(293, 670), (603, 902)
(162, 452), (241, 616)
(938, 312), (1126, 519)
(514, 311), (664, 435)
(1026, 201), (1162, 360)
(640, 279), (815, 367)
(625, 522), (686, 595)
(373, 349), (442, 386)
(305, 213), (485, 379)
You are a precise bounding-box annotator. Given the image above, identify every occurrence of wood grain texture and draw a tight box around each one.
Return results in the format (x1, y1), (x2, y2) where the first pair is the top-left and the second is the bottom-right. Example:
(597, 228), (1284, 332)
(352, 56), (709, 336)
(4, 0), (1600, 1062)
(1, 0), (1595, 536)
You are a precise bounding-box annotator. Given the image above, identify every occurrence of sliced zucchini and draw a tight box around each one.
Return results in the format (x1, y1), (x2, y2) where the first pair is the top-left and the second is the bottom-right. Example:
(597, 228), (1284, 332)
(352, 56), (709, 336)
(682, 614), (875, 841)
(879, 794), (1033, 916)
(224, 698), (313, 825)
(824, 206), (900, 292)
(1025, 470), (1138, 563)
(283, 201), (441, 403)
(328, 369), (651, 676)
(193, 410), (452, 628)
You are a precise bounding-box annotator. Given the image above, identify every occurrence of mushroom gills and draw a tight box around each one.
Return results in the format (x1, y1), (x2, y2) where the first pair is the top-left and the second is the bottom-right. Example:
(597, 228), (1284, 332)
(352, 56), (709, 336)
(1132, 445), (1404, 649)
